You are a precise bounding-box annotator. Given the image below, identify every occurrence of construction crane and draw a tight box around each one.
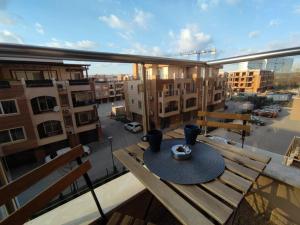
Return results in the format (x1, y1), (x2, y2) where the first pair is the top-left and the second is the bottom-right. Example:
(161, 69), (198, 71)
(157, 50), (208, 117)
(179, 48), (217, 61)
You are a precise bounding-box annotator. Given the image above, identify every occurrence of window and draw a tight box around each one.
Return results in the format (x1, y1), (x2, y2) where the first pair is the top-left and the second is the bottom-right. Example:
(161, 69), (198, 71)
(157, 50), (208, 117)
(0, 127), (25, 145)
(64, 116), (73, 127)
(26, 71), (45, 80)
(31, 96), (57, 114)
(37, 121), (63, 138)
(131, 99), (134, 104)
(59, 94), (69, 106)
(71, 72), (82, 80)
(138, 101), (142, 109)
(131, 85), (133, 90)
(75, 111), (97, 126)
(0, 100), (18, 115)
(13, 71), (26, 80)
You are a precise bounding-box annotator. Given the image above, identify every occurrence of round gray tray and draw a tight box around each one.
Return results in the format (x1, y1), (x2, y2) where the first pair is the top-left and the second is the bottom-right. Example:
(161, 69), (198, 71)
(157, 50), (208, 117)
(143, 139), (225, 184)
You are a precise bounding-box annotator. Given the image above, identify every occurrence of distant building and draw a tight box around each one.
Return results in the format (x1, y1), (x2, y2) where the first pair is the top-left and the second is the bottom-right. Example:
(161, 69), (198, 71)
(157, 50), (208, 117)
(239, 57), (294, 73)
(124, 64), (227, 129)
(90, 74), (130, 103)
(227, 70), (274, 93)
(0, 61), (100, 161)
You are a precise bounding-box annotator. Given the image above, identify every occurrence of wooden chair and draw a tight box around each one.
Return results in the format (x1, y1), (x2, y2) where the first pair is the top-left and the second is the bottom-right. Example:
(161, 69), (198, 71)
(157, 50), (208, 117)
(197, 111), (251, 147)
(0, 145), (106, 225)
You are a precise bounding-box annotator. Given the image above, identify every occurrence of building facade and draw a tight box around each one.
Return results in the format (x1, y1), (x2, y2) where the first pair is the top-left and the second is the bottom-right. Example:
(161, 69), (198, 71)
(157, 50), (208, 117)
(91, 74), (129, 103)
(238, 57), (294, 73)
(227, 70), (274, 93)
(125, 64), (227, 129)
(0, 61), (100, 161)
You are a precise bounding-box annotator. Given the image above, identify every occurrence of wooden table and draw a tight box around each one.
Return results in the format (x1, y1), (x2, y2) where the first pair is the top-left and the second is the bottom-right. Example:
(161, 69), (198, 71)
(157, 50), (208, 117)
(113, 128), (271, 225)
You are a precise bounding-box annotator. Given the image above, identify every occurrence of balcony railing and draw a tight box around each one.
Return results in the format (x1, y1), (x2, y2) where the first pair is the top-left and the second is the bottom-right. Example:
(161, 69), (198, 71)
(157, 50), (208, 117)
(159, 90), (179, 98)
(25, 80), (53, 87)
(0, 80), (10, 89)
(72, 100), (95, 107)
(69, 79), (89, 86)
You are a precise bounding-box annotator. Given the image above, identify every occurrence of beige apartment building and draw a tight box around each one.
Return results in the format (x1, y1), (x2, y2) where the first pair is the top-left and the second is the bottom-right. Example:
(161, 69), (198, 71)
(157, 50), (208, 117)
(91, 74), (129, 103)
(227, 70), (274, 93)
(0, 61), (100, 162)
(125, 64), (227, 129)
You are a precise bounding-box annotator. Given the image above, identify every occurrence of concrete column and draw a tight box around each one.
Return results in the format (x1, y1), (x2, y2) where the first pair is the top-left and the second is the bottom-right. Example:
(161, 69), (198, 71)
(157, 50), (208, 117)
(141, 63), (149, 134)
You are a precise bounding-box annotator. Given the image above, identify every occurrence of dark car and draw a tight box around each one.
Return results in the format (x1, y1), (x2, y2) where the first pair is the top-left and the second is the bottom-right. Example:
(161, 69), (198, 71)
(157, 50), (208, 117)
(249, 115), (265, 126)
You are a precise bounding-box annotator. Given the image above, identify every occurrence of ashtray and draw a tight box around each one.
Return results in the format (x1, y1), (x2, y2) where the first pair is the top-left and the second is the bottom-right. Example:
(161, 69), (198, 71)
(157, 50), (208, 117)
(171, 144), (192, 160)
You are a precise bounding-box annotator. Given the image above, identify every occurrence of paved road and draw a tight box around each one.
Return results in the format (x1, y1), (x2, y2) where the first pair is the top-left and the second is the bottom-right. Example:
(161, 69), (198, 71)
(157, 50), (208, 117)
(211, 107), (300, 155)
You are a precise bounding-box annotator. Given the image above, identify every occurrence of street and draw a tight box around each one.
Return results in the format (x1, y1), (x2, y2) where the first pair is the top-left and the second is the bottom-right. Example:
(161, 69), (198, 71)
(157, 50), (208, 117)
(211, 107), (300, 155)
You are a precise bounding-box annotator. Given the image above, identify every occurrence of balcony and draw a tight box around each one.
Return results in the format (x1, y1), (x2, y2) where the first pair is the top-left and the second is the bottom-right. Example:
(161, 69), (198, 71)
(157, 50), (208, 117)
(3, 127), (298, 225)
(158, 89), (180, 106)
(72, 99), (95, 107)
(25, 80), (53, 88)
(159, 100), (179, 117)
(183, 97), (198, 112)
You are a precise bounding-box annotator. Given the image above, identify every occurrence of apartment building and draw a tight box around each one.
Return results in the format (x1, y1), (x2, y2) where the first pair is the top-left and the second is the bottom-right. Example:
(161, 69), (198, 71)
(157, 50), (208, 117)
(227, 70), (274, 93)
(0, 61), (100, 161)
(91, 74), (129, 103)
(125, 64), (227, 129)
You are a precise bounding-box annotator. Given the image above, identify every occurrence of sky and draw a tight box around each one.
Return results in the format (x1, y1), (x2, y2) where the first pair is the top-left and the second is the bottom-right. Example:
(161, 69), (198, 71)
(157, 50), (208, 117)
(0, 0), (300, 74)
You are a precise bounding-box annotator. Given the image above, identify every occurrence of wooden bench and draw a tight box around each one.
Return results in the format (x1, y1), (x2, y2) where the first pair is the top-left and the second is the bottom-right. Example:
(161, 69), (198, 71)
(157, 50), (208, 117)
(197, 111), (251, 147)
(0, 145), (106, 225)
(107, 212), (156, 225)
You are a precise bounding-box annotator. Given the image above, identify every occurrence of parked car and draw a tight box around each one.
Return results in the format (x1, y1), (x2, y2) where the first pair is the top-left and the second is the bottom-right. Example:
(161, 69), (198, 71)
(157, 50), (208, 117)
(249, 115), (265, 126)
(263, 105), (281, 113)
(253, 109), (278, 118)
(45, 145), (91, 163)
(205, 134), (236, 145)
(124, 122), (143, 133)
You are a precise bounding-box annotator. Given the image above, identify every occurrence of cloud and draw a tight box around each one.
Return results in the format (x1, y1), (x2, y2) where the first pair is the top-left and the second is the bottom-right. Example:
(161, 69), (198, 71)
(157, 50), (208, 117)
(168, 30), (175, 38)
(133, 9), (152, 29)
(248, 30), (260, 38)
(197, 0), (219, 11)
(294, 4), (300, 14)
(269, 19), (279, 27)
(123, 42), (161, 56)
(99, 8), (152, 32)
(0, 30), (23, 44)
(172, 24), (212, 52)
(267, 33), (300, 50)
(0, 0), (8, 10)
(35, 22), (44, 34)
(99, 14), (127, 29)
(46, 38), (98, 49)
(197, 0), (238, 11)
(0, 11), (14, 24)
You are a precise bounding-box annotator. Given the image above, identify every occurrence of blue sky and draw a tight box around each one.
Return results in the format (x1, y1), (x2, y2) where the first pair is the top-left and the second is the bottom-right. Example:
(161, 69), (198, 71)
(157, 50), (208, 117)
(0, 0), (300, 74)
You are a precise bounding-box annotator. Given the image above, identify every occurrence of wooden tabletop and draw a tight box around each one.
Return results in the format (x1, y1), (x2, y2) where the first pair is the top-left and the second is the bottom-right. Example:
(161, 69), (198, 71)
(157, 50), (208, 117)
(113, 128), (270, 225)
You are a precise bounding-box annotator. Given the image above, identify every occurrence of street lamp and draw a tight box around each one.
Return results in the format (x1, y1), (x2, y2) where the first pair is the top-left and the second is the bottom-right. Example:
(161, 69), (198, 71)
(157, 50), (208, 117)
(107, 136), (117, 172)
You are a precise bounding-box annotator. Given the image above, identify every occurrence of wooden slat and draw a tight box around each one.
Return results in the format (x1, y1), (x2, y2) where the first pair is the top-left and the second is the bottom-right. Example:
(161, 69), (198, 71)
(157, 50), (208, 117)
(197, 135), (270, 164)
(166, 131), (184, 139)
(107, 212), (123, 225)
(198, 111), (251, 121)
(219, 170), (252, 193)
(126, 145), (144, 162)
(200, 180), (243, 207)
(137, 142), (149, 150)
(1, 161), (91, 225)
(132, 218), (145, 225)
(224, 158), (259, 181)
(197, 120), (250, 132)
(163, 134), (172, 139)
(113, 149), (214, 225)
(120, 215), (134, 225)
(0, 145), (84, 206)
(170, 183), (233, 224)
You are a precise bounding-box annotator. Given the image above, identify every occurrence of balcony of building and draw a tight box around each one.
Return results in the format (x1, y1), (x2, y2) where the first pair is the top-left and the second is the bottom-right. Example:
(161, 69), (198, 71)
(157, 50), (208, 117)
(158, 100), (179, 117)
(25, 79), (54, 88)
(158, 89), (180, 105)
(182, 97), (198, 112)
(71, 91), (95, 108)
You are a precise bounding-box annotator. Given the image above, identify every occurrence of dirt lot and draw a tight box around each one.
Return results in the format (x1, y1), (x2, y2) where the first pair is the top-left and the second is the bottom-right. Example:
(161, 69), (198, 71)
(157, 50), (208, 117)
(210, 107), (300, 155)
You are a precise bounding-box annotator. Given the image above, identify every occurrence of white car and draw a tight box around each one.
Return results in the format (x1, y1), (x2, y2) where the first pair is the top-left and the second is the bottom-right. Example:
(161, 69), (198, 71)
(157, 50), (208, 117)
(124, 122), (143, 133)
(45, 145), (91, 163)
(205, 134), (236, 145)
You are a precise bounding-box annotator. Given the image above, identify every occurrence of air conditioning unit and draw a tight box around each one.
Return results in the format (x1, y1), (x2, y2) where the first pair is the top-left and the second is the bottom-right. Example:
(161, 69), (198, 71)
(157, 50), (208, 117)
(62, 109), (69, 114)
(53, 106), (60, 112)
